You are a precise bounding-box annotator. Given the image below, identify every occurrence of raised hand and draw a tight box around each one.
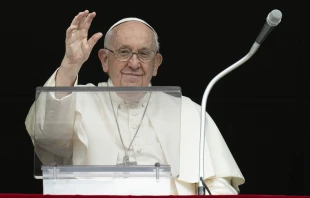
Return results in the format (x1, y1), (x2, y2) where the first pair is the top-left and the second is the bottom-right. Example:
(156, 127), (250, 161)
(57, 10), (102, 86)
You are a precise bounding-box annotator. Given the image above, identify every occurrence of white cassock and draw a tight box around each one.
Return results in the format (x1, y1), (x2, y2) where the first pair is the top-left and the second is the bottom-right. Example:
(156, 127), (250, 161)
(25, 69), (245, 195)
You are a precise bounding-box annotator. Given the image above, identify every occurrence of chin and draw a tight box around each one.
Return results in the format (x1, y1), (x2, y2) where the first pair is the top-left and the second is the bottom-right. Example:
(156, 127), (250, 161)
(122, 82), (143, 87)
(120, 78), (144, 87)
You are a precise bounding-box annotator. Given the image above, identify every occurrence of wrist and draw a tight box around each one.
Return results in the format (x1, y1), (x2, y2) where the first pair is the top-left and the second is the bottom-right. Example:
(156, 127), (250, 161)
(56, 66), (78, 86)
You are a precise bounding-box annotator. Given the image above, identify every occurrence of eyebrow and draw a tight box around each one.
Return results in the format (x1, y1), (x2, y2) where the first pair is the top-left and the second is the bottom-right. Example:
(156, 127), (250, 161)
(117, 45), (153, 51)
(117, 45), (131, 49)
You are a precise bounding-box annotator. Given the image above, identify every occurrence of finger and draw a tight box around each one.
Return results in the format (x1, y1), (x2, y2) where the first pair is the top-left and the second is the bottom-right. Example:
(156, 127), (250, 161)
(66, 26), (79, 41)
(77, 10), (90, 30)
(88, 32), (103, 49)
(70, 10), (88, 28)
(83, 12), (96, 31)
(66, 10), (89, 39)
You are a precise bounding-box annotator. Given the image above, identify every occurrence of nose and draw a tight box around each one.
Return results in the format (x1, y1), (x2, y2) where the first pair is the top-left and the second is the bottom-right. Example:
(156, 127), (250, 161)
(128, 53), (141, 69)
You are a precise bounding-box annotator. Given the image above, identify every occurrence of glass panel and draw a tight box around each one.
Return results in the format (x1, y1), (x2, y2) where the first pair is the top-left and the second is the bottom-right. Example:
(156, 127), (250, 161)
(33, 86), (181, 179)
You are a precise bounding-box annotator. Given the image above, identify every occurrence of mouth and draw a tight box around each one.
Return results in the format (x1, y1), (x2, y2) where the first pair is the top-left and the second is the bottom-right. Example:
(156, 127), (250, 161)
(120, 73), (144, 86)
(122, 73), (143, 76)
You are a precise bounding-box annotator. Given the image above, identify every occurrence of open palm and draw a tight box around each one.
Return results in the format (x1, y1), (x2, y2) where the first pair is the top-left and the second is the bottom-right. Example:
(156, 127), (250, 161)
(64, 10), (102, 67)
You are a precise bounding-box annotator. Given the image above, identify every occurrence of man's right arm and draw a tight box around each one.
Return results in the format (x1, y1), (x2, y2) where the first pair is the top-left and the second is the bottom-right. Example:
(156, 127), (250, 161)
(55, 10), (102, 97)
(25, 10), (102, 163)
(56, 10), (102, 86)
(25, 69), (77, 162)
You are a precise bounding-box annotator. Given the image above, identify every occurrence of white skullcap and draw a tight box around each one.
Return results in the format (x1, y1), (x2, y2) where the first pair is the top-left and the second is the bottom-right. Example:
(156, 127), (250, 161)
(104, 17), (157, 40)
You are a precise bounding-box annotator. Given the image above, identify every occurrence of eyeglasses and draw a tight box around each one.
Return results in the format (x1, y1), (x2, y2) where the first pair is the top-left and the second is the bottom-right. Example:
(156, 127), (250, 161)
(104, 47), (158, 63)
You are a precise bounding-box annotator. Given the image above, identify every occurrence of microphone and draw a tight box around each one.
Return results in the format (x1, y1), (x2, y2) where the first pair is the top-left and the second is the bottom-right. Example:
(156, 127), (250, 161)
(256, 9), (282, 44)
(197, 9), (282, 195)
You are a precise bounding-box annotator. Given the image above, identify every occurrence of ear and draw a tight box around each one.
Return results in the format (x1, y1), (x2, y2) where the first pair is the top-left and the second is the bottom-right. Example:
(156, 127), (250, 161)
(98, 49), (109, 73)
(152, 53), (163, 76)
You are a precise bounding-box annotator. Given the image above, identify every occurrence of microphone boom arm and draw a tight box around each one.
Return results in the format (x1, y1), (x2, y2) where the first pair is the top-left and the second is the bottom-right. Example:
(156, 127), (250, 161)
(197, 42), (260, 194)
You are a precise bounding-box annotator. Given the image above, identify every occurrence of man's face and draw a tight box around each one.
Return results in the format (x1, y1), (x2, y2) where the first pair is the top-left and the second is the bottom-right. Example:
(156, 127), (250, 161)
(99, 21), (162, 87)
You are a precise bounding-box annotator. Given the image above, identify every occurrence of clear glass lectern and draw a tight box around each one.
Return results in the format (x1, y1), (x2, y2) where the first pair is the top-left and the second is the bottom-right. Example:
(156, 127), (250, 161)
(33, 86), (182, 195)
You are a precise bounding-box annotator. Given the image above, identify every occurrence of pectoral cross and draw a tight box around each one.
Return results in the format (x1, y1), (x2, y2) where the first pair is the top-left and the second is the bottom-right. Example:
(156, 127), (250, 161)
(123, 155), (129, 163)
(117, 155), (137, 166)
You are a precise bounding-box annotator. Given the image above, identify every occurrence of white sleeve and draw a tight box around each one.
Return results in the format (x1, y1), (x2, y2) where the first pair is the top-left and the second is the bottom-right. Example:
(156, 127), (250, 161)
(203, 177), (238, 195)
(25, 68), (78, 163)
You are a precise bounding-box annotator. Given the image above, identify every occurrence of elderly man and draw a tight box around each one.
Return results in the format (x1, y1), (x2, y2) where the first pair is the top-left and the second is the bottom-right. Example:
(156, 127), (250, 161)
(25, 10), (244, 195)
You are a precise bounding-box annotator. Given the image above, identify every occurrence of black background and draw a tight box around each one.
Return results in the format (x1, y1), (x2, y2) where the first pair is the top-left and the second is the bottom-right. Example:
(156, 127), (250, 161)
(1, 1), (305, 195)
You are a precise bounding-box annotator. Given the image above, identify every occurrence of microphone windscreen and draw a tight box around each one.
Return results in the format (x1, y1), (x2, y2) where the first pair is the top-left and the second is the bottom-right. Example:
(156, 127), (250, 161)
(267, 9), (282, 26)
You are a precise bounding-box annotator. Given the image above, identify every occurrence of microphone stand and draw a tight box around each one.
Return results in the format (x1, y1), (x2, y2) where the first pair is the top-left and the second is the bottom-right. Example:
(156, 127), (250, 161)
(197, 42), (260, 195)
(196, 9), (282, 195)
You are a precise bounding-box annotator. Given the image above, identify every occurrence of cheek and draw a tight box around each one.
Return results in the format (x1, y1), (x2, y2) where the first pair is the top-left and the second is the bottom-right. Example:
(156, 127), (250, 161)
(142, 65), (155, 81)
(108, 67), (122, 86)
(109, 64), (123, 76)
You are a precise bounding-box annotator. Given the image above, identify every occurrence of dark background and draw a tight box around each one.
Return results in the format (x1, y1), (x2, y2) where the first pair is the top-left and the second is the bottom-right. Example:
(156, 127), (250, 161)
(1, 0), (305, 195)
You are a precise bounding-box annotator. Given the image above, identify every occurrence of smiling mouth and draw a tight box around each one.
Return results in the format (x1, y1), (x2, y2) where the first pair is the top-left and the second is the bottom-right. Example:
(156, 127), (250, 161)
(122, 73), (143, 76)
